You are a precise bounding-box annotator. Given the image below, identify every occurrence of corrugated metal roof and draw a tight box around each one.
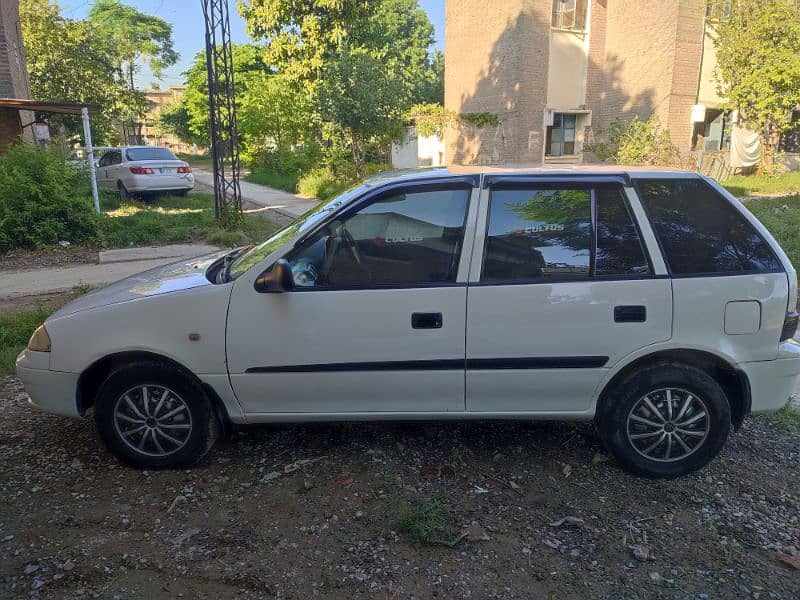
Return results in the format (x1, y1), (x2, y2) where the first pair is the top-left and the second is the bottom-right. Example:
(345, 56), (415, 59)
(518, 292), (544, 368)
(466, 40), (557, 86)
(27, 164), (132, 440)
(0, 98), (101, 115)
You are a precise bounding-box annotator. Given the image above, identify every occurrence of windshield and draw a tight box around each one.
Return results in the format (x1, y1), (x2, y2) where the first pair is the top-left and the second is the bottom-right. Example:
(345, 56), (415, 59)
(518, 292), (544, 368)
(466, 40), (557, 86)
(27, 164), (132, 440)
(126, 147), (178, 161)
(227, 185), (364, 280)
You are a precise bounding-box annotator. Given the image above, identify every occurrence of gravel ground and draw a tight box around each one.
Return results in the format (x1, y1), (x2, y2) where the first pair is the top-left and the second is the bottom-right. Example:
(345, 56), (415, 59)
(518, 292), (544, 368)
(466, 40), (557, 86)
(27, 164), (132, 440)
(1, 376), (799, 599)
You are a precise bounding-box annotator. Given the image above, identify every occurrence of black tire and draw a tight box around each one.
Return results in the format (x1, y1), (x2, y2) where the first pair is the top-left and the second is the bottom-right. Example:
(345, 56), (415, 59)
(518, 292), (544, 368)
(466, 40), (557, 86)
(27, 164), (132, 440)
(597, 363), (731, 478)
(117, 181), (130, 201)
(94, 361), (218, 469)
(174, 189), (189, 197)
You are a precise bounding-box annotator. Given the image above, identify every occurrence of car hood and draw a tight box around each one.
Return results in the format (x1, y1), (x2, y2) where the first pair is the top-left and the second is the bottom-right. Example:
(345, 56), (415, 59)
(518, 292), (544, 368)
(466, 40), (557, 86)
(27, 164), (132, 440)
(52, 249), (231, 318)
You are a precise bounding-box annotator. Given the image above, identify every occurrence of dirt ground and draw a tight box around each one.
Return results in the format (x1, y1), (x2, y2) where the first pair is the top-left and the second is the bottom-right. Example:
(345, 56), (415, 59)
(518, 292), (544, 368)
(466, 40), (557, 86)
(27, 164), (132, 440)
(0, 248), (98, 273)
(1, 374), (799, 599)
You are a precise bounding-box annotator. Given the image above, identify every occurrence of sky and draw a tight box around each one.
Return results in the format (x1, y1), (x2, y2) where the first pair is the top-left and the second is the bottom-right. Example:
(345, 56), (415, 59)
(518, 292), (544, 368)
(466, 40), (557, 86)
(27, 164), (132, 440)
(63, 0), (445, 90)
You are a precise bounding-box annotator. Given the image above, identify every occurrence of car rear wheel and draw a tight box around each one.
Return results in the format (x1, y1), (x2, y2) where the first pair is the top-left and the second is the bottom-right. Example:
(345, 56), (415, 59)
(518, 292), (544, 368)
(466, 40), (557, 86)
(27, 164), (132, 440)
(597, 363), (731, 478)
(117, 181), (130, 201)
(94, 361), (218, 469)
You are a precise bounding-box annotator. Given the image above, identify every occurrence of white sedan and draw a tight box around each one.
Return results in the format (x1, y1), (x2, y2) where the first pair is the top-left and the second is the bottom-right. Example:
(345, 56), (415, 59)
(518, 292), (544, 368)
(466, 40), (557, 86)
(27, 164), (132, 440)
(95, 146), (195, 199)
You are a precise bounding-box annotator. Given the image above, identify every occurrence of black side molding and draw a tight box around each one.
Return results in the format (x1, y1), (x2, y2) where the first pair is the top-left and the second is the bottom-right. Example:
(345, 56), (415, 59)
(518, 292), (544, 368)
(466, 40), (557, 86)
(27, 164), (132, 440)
(245, 356), (608, 373)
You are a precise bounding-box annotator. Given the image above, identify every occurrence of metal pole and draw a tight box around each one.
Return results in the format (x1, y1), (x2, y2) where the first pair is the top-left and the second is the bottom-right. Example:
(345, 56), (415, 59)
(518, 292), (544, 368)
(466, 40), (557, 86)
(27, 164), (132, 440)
(81, 106), (100, 214)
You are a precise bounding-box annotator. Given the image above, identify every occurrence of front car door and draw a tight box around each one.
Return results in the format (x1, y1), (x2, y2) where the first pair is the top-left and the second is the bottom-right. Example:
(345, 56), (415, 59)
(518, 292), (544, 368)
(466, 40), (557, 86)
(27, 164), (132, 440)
(226, 179), (478, 417)
(465, 176), (673, 415)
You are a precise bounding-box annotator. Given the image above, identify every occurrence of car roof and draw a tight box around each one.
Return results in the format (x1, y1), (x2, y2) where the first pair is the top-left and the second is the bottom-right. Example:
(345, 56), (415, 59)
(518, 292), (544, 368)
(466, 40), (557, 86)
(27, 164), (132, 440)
(360, 164), (700, 188)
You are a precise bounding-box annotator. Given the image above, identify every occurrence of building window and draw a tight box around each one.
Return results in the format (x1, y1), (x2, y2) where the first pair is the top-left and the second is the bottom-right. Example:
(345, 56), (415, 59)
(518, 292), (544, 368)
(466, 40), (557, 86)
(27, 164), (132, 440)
(552, 0), (588, 31)
(706, 0), (732, 21)
(546, 113), (577, 156)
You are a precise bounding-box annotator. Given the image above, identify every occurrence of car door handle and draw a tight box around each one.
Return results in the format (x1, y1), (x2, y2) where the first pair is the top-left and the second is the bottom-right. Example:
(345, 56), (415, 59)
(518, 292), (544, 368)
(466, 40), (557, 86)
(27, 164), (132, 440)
(614, 305), (647, 323)
(412, 312), (443, 329)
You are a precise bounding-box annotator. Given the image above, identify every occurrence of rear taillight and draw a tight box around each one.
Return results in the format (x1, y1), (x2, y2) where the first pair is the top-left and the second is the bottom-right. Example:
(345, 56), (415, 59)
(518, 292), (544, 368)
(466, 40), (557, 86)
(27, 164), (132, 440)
(130, 166), (154, 174)
(177, 165), (192, 173)
(780, 311), (798, 341)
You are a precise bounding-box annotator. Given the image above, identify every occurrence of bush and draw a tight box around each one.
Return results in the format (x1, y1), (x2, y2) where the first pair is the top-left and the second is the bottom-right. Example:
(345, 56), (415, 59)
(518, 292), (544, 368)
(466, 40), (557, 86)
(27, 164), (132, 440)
(297, 162), (391, 200)
(585, 116), (680, 167)
(0, 144), (98, 253)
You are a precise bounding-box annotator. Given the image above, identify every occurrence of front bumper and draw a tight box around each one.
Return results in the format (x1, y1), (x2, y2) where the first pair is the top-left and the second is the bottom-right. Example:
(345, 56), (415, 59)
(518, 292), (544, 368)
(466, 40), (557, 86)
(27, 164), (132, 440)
(739, 340), (800, 414)
(16, 349), (81, 418)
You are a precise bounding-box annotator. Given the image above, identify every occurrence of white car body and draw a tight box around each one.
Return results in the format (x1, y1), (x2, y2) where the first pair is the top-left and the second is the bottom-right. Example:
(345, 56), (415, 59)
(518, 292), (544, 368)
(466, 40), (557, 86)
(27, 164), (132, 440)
(16, 167), (800, 473)
(94, 146), (195, 195)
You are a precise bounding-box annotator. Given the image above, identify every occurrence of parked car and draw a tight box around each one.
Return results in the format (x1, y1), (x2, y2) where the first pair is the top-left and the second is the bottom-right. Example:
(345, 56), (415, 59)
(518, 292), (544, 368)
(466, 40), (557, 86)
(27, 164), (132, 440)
(16, 167), (800, 477)
(94, 146), (194, 199)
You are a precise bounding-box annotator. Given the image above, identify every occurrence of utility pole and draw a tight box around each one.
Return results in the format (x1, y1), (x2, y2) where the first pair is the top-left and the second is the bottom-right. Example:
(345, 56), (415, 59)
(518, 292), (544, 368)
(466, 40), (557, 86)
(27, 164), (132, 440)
(201, 0), (242, 228)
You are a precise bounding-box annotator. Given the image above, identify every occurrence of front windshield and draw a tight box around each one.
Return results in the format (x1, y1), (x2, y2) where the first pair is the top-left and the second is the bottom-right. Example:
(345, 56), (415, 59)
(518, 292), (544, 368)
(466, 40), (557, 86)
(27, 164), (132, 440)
(227, 185), (364, 279)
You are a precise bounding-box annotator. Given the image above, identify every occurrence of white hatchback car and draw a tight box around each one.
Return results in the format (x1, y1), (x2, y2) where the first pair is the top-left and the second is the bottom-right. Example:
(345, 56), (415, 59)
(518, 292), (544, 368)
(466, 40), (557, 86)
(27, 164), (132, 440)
(95, 146), (195, 199)
(17, 167), (800, 477)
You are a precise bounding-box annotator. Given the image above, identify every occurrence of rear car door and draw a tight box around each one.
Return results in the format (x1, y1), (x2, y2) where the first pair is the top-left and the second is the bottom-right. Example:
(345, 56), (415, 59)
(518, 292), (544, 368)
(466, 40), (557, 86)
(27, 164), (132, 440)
(466, 176), (672, 414)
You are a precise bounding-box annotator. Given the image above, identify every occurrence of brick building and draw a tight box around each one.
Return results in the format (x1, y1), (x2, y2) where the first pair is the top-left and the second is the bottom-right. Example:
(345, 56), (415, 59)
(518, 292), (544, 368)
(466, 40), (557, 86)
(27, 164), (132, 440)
(0, 0), (33, 151)
(140, 86), (195, 152)
(445, 0), (795, 169)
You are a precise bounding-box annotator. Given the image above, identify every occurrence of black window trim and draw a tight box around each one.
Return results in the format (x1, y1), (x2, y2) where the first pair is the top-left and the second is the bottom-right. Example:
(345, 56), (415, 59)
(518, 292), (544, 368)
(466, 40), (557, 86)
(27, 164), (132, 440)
(280, 178), (477, 293)
(478, 179), (656, 285)
(633, 177), (785, 278)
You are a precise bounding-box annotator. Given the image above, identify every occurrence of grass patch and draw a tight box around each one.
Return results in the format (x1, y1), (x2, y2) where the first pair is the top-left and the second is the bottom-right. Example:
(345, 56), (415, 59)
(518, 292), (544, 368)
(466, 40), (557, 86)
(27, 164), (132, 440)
(97, 192), (276, 249)
(395, 497), (453, 544)
(760, 401), (800, 433)
(245, 168), (299, 193)
(175, 152), (212, 169)
(0, 306), (54, 373)
(743, 194), (800, 270)
(722, 172), (800, 197)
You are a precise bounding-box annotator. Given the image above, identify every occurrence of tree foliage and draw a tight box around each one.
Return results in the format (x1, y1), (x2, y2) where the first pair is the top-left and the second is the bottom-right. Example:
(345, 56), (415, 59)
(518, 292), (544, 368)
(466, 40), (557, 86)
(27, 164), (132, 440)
(88, 0), (178, 91)
(19, 0), (143, 143)
(239, 0), (443, 169)
(585, 116), (680, 166)
(712, 0), (800, 172)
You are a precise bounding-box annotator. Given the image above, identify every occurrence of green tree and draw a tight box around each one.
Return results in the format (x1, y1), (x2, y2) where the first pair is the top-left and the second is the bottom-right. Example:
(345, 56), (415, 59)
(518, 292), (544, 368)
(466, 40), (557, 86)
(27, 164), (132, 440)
(239, 0), (442, 164)
(712, 0), (800, 172)
(315, 46), (405, 176)
(88, 0), (179, 92)
(584, 116), (679, 166)
(20, 0), (142, 143)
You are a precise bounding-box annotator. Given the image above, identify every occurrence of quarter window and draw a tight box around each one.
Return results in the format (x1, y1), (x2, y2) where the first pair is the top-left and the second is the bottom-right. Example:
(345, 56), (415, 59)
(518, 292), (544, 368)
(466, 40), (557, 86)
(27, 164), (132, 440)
(546, 113), (577, 156)
(284, 187), (470, 289)
(596, 187), (650, 276)
(482, 187), (592, 281)
(637, 178), (782, 275)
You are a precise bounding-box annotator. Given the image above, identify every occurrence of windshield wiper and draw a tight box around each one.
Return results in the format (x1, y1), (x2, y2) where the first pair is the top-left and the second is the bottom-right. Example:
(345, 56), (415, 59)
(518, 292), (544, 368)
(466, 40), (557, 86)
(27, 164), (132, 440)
(217, 246), (252, 284)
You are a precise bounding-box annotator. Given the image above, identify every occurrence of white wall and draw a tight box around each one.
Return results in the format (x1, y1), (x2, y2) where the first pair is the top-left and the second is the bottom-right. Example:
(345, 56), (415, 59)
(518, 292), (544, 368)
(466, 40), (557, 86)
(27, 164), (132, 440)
(392, 126), (446, 168)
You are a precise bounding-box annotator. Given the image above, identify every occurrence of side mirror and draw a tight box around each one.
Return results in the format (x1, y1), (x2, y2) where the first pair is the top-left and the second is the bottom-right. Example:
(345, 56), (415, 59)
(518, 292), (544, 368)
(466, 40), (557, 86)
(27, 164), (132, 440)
(254, 259), (295, 293)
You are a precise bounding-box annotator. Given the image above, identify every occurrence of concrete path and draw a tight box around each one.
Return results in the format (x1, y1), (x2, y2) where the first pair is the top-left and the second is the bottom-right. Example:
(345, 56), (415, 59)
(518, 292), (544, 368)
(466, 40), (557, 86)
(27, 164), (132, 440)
(99, 244), (219, 264)
(0, 245), (219, 299)
(192, 168), (319, 224)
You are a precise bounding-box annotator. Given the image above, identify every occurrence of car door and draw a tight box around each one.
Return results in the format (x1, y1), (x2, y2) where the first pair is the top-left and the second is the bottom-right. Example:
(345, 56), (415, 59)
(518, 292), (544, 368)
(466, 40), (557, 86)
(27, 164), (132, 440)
(465, 176), (672, 414)
(226, 180), (478, 416)
(107, 150), (123, 187)
(96, 151), (112, 188)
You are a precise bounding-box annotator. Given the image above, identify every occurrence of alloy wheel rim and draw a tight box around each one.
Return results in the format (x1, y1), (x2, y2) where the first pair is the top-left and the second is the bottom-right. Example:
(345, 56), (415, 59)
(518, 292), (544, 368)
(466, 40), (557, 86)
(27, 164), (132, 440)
(113, 385), (192, 457)
(626, 388), (710, 463)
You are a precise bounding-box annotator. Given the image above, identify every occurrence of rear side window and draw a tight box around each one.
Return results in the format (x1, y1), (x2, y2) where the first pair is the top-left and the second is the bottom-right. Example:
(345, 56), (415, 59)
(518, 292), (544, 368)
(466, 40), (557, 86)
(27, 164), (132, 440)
(482, 188), (592, 281)
(481, 184), (650, 282)
(637, 178), (781, 275)
(126, 147), (178, 161)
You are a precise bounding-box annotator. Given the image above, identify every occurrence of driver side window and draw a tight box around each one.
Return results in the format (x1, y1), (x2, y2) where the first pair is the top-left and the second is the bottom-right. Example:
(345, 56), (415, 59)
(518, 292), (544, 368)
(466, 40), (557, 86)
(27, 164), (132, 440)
(284, 186), (470, 289)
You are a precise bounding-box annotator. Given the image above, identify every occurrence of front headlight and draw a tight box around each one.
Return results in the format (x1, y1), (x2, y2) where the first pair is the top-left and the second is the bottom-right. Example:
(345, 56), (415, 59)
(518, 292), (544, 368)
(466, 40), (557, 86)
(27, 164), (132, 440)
(28, 324), (51, 352)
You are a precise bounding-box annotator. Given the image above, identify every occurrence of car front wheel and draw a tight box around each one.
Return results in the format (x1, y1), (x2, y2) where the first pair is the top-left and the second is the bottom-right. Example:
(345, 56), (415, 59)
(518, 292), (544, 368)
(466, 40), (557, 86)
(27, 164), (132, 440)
(94, 362), (218, 469)
(597, 363), (731, 478)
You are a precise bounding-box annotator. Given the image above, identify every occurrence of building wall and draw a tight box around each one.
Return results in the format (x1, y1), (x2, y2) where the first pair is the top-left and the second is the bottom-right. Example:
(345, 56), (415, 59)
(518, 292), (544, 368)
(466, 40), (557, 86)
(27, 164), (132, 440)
(140, 86), (193, 152)
(391, 126), (446, 168)
(0, 0), (32, 149)
(445, 0), (552, 165)
(446, 0), (708, 163)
